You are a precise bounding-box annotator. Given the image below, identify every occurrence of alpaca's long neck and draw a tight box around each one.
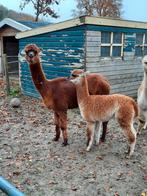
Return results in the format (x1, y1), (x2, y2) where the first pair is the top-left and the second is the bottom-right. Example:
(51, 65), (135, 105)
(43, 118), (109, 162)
(143, 70), (147, 82)
(76, 76), (90, 104)
(143, 70), (147, 88)
(29, 61), (47, 96)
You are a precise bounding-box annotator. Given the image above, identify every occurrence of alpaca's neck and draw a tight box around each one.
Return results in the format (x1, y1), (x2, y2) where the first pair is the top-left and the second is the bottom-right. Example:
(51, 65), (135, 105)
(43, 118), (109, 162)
(29, 62), (47, 96)
(76, 76), (90, 104)
(143, 70), (147, 88)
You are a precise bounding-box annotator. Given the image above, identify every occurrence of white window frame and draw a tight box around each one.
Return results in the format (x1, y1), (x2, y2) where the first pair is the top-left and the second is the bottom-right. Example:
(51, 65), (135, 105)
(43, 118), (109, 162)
(135, 33), (147, 56)
(101, 32), (124, 58)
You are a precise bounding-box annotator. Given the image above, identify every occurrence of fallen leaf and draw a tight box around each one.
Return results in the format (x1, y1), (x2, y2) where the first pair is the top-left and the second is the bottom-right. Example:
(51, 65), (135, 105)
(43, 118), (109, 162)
(143, 175), (147, 180)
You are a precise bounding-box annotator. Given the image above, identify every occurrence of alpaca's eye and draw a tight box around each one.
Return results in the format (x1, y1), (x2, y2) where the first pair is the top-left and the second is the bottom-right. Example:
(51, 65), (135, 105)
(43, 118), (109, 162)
(71, 74), (78, 77)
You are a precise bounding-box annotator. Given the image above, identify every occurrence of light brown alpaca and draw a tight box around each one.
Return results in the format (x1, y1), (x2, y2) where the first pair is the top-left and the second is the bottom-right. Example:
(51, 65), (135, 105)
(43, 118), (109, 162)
(24, 44), (110, 145)
(71, 72), (138, 157)
(70, 69), (110, 141)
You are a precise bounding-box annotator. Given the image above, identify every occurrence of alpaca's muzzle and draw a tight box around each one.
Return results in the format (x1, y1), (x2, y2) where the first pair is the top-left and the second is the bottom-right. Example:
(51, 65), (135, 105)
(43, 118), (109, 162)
(26, 50), (37, 58)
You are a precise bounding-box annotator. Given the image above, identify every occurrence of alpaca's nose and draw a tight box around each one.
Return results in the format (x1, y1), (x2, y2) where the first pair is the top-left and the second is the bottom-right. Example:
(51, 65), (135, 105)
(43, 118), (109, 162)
(28, 51), (35, 58)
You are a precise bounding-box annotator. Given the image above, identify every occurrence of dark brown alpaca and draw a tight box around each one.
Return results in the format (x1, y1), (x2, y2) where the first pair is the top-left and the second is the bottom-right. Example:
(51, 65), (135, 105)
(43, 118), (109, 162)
(24, 44), (110, 145)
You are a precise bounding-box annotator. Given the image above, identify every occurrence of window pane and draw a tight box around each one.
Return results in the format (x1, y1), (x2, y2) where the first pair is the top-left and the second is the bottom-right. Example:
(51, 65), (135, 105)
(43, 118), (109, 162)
(112, 46), (121, 57)
(101, 32), (111, 43)
(101, 46), (110, 57)
(136, 34), (143, 44)
(113, 33), (122, 43)
(145, 35), (147, 44)
(144, 47), (147, 55)
(135, 46), (142, 56)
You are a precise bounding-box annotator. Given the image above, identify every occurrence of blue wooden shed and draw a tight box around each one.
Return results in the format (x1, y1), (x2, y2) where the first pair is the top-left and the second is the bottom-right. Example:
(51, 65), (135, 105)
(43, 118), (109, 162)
(16, 16), (147, 98)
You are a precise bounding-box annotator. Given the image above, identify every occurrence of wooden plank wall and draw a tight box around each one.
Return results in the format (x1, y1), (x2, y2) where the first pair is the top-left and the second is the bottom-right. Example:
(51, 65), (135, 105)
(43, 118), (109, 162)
(85, 30), (143, 98)
(19, 26), (85, 97)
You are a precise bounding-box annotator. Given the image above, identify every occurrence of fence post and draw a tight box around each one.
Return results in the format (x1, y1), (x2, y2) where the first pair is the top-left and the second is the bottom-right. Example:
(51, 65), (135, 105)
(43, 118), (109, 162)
(0, 176), (25, 196)
(2, 54), (10, 95)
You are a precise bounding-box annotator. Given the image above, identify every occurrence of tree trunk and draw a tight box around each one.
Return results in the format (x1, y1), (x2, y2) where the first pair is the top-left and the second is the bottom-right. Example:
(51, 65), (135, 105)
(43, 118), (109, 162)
(35, 13), (39, 21)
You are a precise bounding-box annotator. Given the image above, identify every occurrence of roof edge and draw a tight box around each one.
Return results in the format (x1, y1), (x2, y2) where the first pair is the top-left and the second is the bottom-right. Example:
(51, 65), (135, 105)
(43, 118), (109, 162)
(16, 17), (83, 39)
(16, 16), (147, 39)
(0, 18), (31, 31)
(85, 16), (147, 29)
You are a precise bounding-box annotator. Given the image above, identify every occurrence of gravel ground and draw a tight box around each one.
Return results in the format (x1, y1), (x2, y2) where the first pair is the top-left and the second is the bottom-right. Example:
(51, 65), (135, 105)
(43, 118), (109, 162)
(0, 88), (147, 196)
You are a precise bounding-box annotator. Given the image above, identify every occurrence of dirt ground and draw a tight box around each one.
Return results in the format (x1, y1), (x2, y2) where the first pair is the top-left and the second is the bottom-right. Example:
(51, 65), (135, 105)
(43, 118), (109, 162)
(0, 85), (147, 196)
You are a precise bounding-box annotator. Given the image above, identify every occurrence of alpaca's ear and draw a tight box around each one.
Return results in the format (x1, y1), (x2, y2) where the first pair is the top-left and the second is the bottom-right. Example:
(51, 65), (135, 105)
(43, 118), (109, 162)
(85, 71), (90, 75)
(79, 72), (85, 77)
(37, 47), (41, 53)
(79, 71), (90, 77)
(20, 49), (25, 56)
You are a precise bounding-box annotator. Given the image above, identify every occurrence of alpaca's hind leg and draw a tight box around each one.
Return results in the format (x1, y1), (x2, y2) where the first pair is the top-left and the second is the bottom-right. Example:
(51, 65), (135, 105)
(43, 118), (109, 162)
(117, 110), (137, 157)
(86, 122), (95, 151)
(121, 125), (136, 157)
(101, 121), (108, 142)
(94, 121), (102, 145)
(122, 125), (136, 157)
(53, 112), (61, 141)
(59, 111), (68, 146)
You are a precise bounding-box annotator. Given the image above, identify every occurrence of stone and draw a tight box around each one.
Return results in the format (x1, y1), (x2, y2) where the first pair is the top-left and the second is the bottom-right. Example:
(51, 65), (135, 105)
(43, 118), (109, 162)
(10, 98), (21, 108)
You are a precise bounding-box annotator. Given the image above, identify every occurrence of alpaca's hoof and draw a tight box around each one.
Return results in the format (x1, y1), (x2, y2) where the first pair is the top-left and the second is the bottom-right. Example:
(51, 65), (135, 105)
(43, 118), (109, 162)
(94, 139), (100, 146)
(96, 140), (103, 145)
(125, 154), (131, 159)
(125, 147), (133, 159)
(125, 147), (130, 155)
(100, 138), (105, 143)
(52, 137), (59, 142)
(62, 140), (69, 146)
(137, 131), (141, 136)
(86, 147), (91, 151)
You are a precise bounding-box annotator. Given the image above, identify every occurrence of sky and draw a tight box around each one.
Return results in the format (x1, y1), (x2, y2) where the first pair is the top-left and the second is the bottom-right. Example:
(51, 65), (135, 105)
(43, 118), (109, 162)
(0, 0), (147, 23)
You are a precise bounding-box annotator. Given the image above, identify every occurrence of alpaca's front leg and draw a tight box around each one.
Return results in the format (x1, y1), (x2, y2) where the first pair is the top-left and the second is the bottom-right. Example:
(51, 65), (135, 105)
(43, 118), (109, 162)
(94, 121), (102, 145)
(143, 111), (147, 129)
(86, 122), (95, 151)
(137, 117), (145, 135)
(137, 110), (147, 134)
(143, 122), (147, 129)
(101, 121), (108, 142)
(53, 112), (61, 141)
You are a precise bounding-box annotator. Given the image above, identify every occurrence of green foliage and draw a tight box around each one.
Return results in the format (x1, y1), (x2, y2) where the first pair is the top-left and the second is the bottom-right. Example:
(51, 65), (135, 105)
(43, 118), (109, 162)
(9, 86), (20, 98)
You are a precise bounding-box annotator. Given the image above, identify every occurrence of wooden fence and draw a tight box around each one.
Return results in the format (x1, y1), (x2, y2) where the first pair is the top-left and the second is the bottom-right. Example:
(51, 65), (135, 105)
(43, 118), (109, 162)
(1, 54), (19, 95)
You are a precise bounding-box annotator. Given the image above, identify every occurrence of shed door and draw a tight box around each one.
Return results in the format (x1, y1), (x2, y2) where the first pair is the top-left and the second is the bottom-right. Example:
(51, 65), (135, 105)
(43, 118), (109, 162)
(3, 36), (19, 75)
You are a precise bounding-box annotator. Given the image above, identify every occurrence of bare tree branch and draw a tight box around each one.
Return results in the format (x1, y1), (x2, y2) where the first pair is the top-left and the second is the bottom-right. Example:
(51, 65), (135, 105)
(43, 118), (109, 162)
(20, 0), (61, 21)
